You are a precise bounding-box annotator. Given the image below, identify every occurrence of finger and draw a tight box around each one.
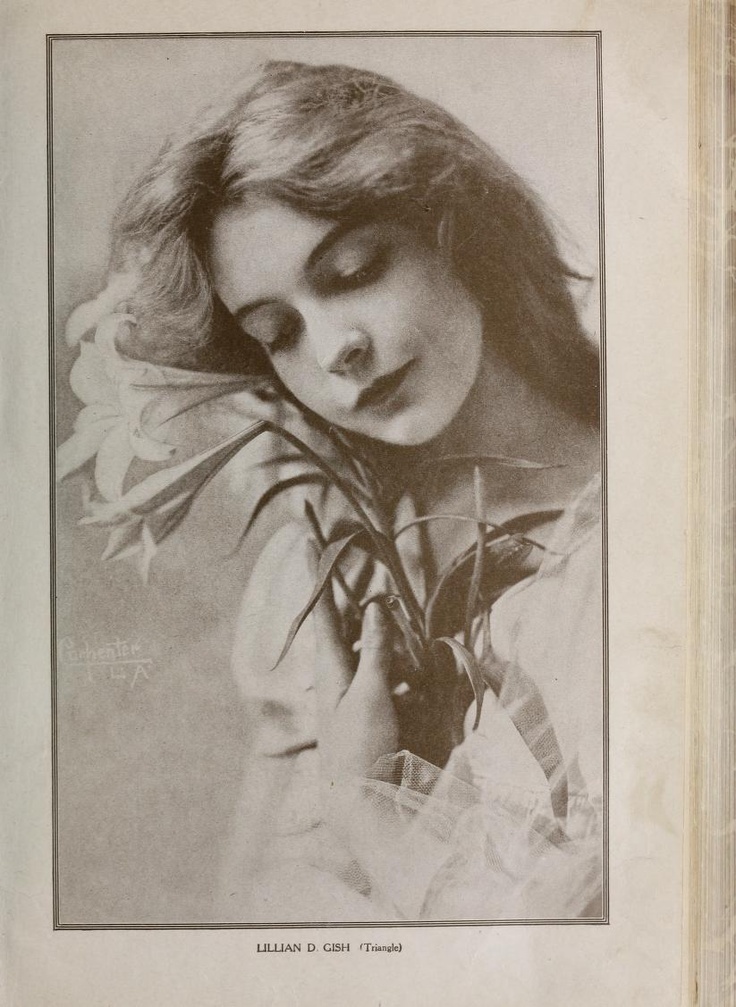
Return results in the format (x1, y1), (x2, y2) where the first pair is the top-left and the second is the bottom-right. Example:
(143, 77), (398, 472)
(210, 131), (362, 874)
(354, 601), (394, 690)
(305, 539), (353, 713)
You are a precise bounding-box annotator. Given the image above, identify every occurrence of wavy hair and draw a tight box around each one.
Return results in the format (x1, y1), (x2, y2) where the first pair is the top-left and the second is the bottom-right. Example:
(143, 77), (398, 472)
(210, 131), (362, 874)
(111, 60), (600, 427)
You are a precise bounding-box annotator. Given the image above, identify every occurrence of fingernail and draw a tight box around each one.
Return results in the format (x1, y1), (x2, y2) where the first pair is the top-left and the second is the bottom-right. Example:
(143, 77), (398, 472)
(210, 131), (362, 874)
(364, 601), (379, 631)
(364, 600), (388, 634)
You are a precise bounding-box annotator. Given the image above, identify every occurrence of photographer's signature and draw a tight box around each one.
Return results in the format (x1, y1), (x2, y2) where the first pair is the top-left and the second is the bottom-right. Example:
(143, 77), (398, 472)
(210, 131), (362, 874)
(59, 636), (154, 688)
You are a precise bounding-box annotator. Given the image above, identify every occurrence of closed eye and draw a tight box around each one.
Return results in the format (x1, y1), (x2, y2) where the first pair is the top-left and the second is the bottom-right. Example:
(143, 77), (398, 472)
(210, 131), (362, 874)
(314, 229), (391, 294)
(239, 303), (302, 353)
(331, 247), (388, 290)
(234, 223), (395, 353)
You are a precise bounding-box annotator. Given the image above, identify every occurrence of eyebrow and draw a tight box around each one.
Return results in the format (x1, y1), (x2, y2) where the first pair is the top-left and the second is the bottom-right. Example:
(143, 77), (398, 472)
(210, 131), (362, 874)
(232, 219), (361, 326)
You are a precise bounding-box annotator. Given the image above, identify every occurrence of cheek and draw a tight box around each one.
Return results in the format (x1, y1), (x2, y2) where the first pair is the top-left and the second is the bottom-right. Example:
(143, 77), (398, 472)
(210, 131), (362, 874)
(270, 354), (334, 413)
(270, 355), (312, 398)
(400, 277), (484, 371)
(392, 260), (480, 335)
(361, 276), (448, 353)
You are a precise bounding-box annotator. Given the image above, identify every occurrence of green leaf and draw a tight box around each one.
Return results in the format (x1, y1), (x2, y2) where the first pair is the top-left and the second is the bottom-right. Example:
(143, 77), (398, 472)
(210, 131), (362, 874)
(464, 466), (486, 648)
(259, 422), (375, 506)
(428, 453), (563, 470)
(394, 512), (557, 552)
(302, 499), (363, 618)
(271, 529), (367, 671)
(305, 413), (377, 492)
(393, 513), (508, 540)
(254, 452), (309, 470)
(384, 594), (426, 672)
(425, 534), (535, 639)
(243, 474), (329, 538)
(261, 421), (425, 638)
(434, 637), (486, 730)
(386, 454), (563, 508)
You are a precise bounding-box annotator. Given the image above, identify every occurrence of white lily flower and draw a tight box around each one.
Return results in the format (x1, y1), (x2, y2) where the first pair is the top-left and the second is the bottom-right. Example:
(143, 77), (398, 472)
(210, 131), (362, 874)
(64, 271), (140, 347)
(58, 288), (313, 578)
(58, 310), (271, 501)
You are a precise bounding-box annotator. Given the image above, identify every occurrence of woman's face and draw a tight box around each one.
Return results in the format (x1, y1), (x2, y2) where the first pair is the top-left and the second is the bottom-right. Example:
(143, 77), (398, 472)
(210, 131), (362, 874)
(210, 199), (484, 446)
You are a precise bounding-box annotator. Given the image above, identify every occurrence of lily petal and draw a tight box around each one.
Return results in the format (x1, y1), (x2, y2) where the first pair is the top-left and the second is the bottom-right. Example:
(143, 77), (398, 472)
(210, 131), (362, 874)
(73, 402), (121, 430)
(65, 272), (139, 345)
(66, 297), (112, 346)
(128, 426), (176, 463)
(83, 422), (268, 523)
(69, 340), (117, 406)
(101, 520), (147, 561)
(94, 423), (137, 502)
(57, 414), (119, 481)
(136, 524), (159, 583)
(94, 320), (264, 449)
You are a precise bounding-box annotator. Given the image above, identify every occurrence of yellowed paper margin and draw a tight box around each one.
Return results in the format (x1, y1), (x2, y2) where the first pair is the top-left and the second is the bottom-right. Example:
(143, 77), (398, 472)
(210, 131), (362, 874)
(688, 2), (736, 1005)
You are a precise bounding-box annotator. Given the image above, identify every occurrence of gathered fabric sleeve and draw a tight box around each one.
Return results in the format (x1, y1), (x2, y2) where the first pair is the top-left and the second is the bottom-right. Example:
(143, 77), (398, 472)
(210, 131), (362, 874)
(330, 481), (604, 921)
(223, 478), (603, 923)
(223, 522), (391, 921)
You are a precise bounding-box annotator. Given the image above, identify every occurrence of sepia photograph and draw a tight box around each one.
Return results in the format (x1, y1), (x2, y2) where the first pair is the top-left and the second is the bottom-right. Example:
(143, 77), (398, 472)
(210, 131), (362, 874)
(51, 32), (606, 927)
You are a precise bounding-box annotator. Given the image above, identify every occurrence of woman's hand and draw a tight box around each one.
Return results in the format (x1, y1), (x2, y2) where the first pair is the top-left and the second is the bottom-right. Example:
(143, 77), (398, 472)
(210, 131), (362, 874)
(307, 543), (398, 815)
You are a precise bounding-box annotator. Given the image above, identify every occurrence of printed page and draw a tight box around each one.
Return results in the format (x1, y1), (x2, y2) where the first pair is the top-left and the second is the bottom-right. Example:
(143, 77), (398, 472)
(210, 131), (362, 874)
(1, 2), (690, 1005)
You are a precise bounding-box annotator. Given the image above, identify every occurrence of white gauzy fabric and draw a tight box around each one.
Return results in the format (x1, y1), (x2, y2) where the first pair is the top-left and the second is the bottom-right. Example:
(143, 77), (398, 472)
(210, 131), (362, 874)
(227, 476), (603, 922)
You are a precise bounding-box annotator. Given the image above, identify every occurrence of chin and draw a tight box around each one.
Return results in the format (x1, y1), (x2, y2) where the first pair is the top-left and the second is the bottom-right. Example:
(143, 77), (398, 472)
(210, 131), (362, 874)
(371, 409), (459, 447)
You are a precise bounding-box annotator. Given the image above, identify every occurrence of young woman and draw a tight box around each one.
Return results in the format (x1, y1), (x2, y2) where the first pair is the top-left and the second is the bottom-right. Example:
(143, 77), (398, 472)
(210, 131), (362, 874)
(61, 59), (603, 922)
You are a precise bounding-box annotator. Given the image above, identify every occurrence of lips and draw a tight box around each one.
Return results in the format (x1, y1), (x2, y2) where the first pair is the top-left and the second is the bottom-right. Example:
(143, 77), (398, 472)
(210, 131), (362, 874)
(356, 360), (414, 409)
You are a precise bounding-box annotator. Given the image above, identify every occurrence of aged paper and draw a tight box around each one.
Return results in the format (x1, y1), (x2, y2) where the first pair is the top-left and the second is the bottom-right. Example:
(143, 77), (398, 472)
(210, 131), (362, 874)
(2, 1), (689, 1005)
(51, 31), (605, 927)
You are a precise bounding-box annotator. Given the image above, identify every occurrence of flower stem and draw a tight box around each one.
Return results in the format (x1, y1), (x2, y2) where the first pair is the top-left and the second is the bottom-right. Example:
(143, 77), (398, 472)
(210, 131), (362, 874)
(264, 421), (426, 643)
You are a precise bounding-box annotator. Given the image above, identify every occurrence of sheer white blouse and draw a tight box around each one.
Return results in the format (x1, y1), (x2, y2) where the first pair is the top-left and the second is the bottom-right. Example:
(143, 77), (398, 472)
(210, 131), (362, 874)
(225, 475), (603, 923)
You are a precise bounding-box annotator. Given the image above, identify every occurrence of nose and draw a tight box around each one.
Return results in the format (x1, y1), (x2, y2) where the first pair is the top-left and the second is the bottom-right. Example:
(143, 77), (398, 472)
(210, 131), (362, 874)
(314, 327), (371, 376)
